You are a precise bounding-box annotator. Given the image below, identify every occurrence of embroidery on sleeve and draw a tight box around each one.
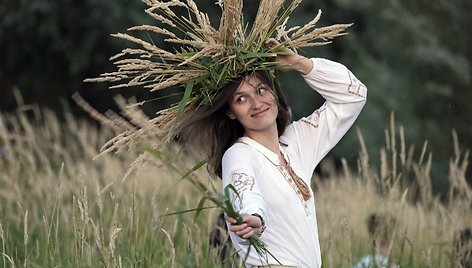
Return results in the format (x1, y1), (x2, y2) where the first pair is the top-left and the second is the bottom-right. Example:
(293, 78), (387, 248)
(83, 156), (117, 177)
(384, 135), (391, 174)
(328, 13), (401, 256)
(347, 69), (367, 98)
(230, 172), (255, 211)
(231, 172), (255, 192)
(300, 105), (326, 128)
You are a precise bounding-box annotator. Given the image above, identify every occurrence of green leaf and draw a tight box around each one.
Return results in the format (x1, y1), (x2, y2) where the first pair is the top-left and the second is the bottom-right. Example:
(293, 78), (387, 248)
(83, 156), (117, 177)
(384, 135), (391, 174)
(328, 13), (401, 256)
(216, 61), (230, 86)
(142, 146), (177, 161)
(175, 80), (194, 122)
(178, 159), (207, 182)
(224, 184), (241, 200)
(223, 184), (242, 222)
(142, 146), (180, 162)
(142, 146), (165, 158)
(193, 196), (208, 222)
(176, 51), (198, 58)
(161, 205), (218, 217)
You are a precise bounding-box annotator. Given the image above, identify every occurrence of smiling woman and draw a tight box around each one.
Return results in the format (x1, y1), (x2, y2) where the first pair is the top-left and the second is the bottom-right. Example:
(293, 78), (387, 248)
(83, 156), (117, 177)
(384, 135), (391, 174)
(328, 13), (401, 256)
(221, 49), (366, 268)
(84, 0), (364, 266)
(176, 39), (367, 267)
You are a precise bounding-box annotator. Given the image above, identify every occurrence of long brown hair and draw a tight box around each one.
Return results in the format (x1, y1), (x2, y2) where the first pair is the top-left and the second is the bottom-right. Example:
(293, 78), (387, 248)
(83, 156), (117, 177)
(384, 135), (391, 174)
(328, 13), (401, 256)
(176, 71), (292, 178)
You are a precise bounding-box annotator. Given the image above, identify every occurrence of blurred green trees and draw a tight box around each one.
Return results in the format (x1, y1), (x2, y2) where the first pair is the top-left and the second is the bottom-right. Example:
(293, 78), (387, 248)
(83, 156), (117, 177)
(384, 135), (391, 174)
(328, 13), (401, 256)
(0, 0), (154, 114)
(1, 0), (470, 191)
(280, 0), (471, 189)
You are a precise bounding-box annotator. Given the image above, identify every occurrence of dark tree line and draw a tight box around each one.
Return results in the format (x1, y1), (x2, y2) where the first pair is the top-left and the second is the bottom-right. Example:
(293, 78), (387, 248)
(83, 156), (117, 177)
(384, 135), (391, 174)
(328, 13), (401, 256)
(1, 0), (470, 192)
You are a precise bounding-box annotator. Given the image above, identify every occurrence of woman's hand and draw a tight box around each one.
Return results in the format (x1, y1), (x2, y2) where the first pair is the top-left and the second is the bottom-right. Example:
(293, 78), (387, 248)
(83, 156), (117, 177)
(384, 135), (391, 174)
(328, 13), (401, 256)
(266, 38), (314, 75)
(226, 214), (263, 239)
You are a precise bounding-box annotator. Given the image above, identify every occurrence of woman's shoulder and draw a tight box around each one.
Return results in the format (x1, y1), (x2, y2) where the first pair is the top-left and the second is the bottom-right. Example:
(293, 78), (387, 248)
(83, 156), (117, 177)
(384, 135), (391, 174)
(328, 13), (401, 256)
(221, 142), (261, 180)
(222, 141), (256, 162)
(279, 106), (324, 144)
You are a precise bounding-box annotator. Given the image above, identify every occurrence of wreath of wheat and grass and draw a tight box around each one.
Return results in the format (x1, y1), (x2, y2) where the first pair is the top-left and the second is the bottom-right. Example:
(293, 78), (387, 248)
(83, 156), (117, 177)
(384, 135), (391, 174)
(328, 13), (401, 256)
(84, 0), (351, 154)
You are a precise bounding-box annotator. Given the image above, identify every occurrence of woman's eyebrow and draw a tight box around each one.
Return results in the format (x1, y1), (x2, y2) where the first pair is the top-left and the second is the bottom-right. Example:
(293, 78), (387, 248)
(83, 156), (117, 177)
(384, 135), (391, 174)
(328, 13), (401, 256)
(232, 80), (265, 98)
(247, 81), (264, 89)
(231, 92), (245, 99)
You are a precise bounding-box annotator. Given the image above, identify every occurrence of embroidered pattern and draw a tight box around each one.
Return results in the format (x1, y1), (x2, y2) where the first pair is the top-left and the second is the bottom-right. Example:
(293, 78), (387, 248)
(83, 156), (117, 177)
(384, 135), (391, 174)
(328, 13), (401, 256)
(277, 165), (311, 216)
(347, 69), (366, 97)
(231, 172), (255, 192)
(230, 172), (255, 211)
(234, 139), (311, 216)
(300, 105), (325, 128)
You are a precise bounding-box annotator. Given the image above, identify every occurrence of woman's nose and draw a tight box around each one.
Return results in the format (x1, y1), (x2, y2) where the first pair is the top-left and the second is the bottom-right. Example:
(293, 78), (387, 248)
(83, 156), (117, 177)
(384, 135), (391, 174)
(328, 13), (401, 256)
(250, 95), (263, 109)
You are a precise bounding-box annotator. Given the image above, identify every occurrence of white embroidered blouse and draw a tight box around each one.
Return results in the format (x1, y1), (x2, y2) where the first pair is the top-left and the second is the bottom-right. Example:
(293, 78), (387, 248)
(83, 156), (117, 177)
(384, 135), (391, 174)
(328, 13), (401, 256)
(221, 58), (367, 268)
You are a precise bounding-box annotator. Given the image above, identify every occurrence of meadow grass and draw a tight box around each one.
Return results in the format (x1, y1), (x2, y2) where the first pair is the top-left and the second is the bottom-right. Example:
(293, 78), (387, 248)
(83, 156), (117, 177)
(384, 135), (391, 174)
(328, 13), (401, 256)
(0, 107), (470, 267)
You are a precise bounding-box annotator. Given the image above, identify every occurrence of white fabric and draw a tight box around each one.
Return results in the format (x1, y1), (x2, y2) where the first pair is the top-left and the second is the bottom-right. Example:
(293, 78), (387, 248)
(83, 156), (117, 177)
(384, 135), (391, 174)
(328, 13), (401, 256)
(352, 255), (398, 268)
(222, 58), (367, 268)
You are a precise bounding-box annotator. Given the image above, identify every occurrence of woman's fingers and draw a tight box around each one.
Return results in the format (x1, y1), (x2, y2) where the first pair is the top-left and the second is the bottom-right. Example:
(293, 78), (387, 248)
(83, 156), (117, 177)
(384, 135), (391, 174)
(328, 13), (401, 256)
(233, 225), (255, 239)
(265, 38), (312, 74)
(228, 223), (252, 237)
(225, 215), (237, 224)
(265, 37), (280, 47)
(226, 214), (262, 239)
(266, 38), (293, 54)
(240, 228), (256, 239)
(241, 214), (261, 228)
(228, 222), (247, 232)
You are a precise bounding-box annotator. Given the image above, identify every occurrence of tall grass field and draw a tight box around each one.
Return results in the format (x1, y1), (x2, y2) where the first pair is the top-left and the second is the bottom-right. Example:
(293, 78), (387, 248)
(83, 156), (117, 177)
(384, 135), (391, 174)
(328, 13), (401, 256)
(0, 106), (470, 267)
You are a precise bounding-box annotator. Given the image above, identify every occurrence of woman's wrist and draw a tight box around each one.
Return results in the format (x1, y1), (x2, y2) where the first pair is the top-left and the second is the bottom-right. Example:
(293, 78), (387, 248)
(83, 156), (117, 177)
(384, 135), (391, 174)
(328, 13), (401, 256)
(268, 38), (313, 74)
(251, 213), (266, 235)
(291, 56), (313, 75)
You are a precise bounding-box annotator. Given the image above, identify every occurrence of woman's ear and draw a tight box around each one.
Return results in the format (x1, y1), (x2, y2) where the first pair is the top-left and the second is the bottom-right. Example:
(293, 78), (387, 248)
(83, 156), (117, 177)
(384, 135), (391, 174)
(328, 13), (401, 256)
(226, 110), (236, 120)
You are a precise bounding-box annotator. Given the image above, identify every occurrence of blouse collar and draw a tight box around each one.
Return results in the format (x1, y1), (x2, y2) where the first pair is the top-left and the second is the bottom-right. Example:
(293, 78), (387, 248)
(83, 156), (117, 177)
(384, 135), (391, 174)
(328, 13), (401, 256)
(237, 136), (289, 165)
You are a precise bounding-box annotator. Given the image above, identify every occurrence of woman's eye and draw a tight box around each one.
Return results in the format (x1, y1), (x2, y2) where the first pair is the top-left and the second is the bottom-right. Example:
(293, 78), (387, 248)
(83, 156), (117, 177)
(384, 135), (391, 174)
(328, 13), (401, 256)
(256, 86), (267, 95)
(236, 96), (246, 103)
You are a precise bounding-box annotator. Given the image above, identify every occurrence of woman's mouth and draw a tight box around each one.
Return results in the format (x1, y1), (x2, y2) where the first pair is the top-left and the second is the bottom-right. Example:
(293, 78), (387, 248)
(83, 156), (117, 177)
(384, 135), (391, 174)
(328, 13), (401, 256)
(251, 107), (270, 117)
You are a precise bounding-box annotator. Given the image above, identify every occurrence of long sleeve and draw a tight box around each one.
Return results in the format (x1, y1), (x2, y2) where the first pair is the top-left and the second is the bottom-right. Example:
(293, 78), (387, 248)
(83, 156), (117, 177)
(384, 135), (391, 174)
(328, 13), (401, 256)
(221, 145), (267, 244)
(280, 58), (367, 175)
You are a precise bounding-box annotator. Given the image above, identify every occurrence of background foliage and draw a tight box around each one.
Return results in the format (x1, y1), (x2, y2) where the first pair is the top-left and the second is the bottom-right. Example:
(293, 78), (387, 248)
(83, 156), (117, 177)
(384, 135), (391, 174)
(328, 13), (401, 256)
(1, 0), (471, 192)
(0, 105), (470, 267)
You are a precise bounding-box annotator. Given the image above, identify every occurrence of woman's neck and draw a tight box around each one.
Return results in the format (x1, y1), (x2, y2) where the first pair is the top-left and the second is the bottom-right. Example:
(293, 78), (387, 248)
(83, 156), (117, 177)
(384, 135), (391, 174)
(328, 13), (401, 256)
(244, 126), (280, 155)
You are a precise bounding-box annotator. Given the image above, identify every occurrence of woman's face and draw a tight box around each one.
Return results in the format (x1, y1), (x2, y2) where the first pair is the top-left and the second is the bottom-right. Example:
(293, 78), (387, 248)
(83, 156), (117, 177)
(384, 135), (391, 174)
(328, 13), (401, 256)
(226, 74), (279, 135)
